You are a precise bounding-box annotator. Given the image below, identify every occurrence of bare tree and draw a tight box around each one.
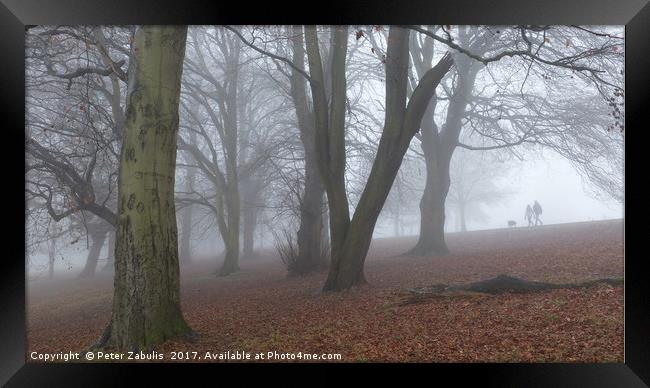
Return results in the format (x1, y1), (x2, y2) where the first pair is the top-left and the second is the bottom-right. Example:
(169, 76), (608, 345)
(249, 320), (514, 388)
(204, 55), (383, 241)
(96, 26), (192, 350)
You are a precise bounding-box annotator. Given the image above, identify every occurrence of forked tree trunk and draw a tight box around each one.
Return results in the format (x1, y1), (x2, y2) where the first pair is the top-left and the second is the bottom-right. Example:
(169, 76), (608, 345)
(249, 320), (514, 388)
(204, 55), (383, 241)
(79, 230), (107, 278)
(95, 26), (191, 351)
(312, 27), (453, 291)
(409, 51), (478, 256)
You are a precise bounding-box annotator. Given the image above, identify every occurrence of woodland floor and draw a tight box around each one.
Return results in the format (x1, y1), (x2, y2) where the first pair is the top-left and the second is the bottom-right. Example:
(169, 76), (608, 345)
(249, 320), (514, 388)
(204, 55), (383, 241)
(27, 219), (624, 362)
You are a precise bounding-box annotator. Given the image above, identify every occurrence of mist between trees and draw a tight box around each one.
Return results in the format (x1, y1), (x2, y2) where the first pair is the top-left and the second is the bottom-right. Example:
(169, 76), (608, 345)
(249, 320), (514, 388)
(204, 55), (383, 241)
(25, 25), (623, 350)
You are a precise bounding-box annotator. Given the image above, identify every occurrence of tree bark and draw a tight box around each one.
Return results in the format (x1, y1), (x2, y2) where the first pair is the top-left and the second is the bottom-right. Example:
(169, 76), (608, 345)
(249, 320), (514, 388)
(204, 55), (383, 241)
(95, 26), (191, 351)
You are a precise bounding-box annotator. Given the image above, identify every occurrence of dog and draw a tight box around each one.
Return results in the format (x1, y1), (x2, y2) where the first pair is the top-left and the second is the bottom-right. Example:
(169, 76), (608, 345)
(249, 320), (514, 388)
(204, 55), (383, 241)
(507, 220), (517, 227)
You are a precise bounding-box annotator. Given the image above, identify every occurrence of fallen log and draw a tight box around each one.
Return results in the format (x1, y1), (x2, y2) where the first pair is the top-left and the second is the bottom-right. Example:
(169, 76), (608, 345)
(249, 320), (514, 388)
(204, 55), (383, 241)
(401, 274), (622, 305)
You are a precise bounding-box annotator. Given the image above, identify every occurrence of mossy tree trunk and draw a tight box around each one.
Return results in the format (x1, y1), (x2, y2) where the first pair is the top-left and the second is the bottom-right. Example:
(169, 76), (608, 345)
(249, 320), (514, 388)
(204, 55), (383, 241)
(96, 25), (191, 351)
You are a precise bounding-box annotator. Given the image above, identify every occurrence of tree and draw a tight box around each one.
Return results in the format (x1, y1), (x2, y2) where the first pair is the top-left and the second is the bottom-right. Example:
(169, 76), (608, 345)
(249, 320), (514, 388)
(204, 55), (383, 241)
(289, 26), (328, 273)
(95, 26), (192, 350)
(226, 25), (330, 273)
(25, 26), (133, 275)
(304, 26), (453, 290)
(180, 27), (243, 276)
(77, 217), (112, 277)
(407, 25), (624, 255)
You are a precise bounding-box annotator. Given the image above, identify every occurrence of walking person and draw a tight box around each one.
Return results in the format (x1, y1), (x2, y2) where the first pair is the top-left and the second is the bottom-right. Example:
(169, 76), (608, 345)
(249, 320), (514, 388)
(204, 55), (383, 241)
(525, 204), (534, 227)
(533, 200), (543, 226)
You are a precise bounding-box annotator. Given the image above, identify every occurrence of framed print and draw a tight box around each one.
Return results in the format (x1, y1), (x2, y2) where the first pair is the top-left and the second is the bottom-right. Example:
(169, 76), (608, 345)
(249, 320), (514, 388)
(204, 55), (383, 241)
(1, 0), (648, 386)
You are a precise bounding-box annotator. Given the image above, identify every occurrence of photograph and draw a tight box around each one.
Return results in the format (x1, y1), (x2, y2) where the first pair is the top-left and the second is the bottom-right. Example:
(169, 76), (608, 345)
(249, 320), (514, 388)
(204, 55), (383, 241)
(22, 24), (627, 365)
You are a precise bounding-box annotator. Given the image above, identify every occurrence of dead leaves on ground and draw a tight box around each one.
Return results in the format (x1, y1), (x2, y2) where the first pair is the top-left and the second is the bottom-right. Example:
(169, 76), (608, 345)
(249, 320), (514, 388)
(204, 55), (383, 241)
(27, 220), (623, 362)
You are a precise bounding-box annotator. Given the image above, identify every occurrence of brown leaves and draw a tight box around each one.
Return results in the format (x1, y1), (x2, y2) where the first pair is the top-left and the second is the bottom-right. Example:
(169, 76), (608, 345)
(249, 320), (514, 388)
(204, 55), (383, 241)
(27, 220), (622, 362)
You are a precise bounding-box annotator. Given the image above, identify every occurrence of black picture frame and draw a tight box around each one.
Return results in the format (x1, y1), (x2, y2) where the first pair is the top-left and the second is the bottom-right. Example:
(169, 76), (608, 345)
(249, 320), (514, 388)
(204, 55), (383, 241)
(1, 0), (647, 386)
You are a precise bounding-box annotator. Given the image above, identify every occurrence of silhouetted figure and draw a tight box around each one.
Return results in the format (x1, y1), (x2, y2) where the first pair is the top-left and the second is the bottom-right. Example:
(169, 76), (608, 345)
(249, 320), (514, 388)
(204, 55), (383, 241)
(533, 200), (543, 226)
(525, 205), (534, 227)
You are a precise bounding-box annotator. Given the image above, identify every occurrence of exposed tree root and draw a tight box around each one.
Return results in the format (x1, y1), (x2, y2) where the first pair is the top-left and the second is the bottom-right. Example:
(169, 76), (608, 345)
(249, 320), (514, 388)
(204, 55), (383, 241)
(404, 244), (450, 257)
(88, 321), (199, 353)
(400, 274), (623, 306)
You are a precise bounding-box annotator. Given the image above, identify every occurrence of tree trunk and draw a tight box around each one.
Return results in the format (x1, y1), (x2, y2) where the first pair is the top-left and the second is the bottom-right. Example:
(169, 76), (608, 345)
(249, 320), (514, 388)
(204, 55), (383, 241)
(79, 230), (107, 278)
(290, 26), (327, 273)
(410, 52), (478, 256)
(95, 26), (191, 351)
(241, 199), (257, 259)
(319, 27), (453, 291)
(295, 160), (326, 272)
(101, 230), (115, 272)
(219, 226), (240, 275)
(321, 203), (330, 254)
(408, 85), (452, 256)
(47, 237), (56, 279)
(217, 39), (241, 276)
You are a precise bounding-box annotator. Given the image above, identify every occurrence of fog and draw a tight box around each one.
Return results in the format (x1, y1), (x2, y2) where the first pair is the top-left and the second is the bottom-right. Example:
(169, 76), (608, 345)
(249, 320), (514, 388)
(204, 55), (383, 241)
(25, 25), (624, 281)
(22, 25), (628, 364)
(30, 152), (623, 280)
